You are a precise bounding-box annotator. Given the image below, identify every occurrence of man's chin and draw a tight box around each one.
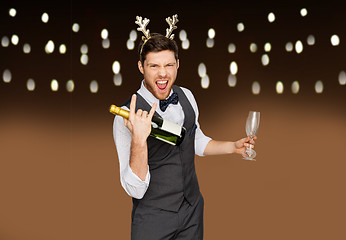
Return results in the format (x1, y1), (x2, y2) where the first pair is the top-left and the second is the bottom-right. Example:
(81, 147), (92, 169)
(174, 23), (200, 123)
(155, 87), (172, 100)
(156, 93), (170, 100)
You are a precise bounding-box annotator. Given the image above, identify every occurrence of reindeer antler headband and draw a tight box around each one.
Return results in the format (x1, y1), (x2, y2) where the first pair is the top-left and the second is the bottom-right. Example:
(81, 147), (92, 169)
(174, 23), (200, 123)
(135, 14), (179, 54)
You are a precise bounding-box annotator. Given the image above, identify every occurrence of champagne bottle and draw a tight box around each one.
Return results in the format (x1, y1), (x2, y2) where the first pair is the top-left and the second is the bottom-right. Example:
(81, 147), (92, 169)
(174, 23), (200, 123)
(109, 105), (186, 146)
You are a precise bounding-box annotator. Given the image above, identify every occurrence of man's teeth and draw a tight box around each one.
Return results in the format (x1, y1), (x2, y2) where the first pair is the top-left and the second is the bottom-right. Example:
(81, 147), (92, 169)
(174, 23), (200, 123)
(157, 80), (168, 84)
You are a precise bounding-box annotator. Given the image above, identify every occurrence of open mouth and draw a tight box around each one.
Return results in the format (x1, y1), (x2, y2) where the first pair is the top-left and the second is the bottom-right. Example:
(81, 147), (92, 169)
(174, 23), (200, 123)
(156, 80), (168, 91)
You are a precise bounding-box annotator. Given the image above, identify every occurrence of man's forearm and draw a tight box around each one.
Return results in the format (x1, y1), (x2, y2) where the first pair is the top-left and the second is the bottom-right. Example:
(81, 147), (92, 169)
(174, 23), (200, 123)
(129, 139), (149, 181)
(203, 140), (236, 156)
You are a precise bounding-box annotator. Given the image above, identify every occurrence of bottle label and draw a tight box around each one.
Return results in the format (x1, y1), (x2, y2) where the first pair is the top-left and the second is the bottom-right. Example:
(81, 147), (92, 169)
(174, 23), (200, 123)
(161, 120), (182, 136)
(155, 136), (176, 145)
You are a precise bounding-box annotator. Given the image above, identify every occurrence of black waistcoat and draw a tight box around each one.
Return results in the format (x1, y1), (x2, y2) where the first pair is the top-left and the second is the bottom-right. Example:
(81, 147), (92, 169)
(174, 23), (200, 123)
(125, 85), (201, 212)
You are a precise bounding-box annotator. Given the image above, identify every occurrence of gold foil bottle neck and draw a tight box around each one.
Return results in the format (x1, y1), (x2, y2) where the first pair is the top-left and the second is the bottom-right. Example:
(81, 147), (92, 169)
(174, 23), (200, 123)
(109, 105), (130, 119)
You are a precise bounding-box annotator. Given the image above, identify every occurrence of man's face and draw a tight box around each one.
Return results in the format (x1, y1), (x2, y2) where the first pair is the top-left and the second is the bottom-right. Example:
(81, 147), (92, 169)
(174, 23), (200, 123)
(138, 50), (179, 100)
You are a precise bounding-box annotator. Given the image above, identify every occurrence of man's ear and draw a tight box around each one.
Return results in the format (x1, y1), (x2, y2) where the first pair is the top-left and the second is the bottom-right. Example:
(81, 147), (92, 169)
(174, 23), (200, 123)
(138, 60), (144, 74)
(176, 59), (179, 70)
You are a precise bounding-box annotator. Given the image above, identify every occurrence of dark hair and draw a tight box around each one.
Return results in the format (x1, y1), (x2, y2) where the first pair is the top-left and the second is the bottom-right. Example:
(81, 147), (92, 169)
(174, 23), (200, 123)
(138, 33), (179, 64)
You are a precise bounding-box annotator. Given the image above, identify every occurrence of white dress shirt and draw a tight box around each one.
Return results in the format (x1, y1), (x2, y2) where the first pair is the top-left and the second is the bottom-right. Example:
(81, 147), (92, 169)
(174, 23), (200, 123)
(113, 81), (212, 199)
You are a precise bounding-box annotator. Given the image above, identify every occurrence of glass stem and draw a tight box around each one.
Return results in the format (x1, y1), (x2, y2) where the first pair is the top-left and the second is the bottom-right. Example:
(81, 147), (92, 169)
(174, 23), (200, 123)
(249, 135), (254, 150)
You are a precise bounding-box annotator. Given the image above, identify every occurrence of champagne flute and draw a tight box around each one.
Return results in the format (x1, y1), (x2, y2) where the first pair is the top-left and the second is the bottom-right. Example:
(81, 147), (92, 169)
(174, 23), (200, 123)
(242, 111), (260, 161)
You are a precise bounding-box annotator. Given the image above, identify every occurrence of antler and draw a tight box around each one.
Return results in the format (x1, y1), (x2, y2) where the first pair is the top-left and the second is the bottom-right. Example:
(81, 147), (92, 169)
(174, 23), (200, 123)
(165, 14), (179, 40)
(135, 16), (151, 41)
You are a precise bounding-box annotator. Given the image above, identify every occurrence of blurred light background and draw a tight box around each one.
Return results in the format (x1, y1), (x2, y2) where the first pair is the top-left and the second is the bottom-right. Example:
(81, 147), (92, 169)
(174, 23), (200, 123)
(0, 1), (345, 239)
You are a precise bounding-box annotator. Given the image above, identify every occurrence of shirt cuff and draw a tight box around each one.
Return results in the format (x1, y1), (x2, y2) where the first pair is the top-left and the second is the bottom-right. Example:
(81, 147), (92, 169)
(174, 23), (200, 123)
(123, 164), (150, 187)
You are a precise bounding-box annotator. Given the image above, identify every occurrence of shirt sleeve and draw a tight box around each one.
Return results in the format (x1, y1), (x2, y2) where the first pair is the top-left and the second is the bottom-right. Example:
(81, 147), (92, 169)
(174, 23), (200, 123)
(181, 88), (212, 156)
(113, 109), (150, 199)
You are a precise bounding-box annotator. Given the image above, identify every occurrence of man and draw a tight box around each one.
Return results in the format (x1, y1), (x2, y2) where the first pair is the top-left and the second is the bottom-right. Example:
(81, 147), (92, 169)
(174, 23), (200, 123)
(113, 15), (255, 240)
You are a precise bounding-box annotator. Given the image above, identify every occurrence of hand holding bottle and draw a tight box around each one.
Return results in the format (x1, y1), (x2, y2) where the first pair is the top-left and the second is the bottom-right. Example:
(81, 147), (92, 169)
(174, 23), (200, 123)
(110, 95), (186, 145)
(124, 94), (157, 144)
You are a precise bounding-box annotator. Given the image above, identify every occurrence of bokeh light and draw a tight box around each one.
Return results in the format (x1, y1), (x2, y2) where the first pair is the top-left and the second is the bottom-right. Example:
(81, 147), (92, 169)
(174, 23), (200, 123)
(228, 74), (237, 87)
(307, 35), (315, 45)
(338, 71), (346, 85)
(264, 42), (271, 52)
(9, 8), (17, 17)
(315, 80), (324, 93)
(126, 39), (135, 50)
(208, 28), (216, 39)
(102, 39), (110, 49)
(27, 78), (35, 91)
(80, 44), (88, 54)
(112, 61), (121, 74)
(181, 39), (190, 50)
(90, 80), (98, 93)
(179, 30), (187, 41)
(80, 54), (88, 65)
(41, 12), (49, 23)
(261, 54), (270, 66)
(129, 30), (137, 41)
(295, 40), (303, 54)
(11, 34), (19, 45)
(198, 63), (207, 78)
(51, 79), (59, 91)
(237, 22), (245, 32)
(300, 8), (308, 17)
(3, 69), (12, 83)
(59, 44), (66, 54)
(101, 29), (109, 39)
(331, 34), (340, 46)
(23, 43), (31, 54)
(268, 12), (275, 23)
(1, 36), (10, 47)
(291, 81), (300, 94)
(276, 81), (284, 94)
(285, 42), (293, 52)
(45, 40), (55, 54)
(230, 61), (238, 75)
(113, 74), (122, 86)
(228, 43), (236, 53)
(250, 43), (257, 53)
(252, 81), (261, 95)
(66, 80), (75, 92)
(201, 75), (210, 89)
(206, 38), (214, 48)
(72, 23), (80, 32)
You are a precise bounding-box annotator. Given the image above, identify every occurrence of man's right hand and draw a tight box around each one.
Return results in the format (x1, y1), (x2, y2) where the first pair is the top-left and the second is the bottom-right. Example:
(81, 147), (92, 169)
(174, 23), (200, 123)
(124, 94), (157, 143)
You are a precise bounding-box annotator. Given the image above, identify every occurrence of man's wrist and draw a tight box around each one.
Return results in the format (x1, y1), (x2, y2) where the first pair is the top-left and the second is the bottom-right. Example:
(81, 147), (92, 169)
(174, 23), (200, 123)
(131, 135), (148, 147)
(229, 141), (237, 154)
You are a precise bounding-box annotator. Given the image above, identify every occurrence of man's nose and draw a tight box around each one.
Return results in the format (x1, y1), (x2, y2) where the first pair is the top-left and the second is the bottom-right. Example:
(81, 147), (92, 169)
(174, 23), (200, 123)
(158, 67), (167, 77)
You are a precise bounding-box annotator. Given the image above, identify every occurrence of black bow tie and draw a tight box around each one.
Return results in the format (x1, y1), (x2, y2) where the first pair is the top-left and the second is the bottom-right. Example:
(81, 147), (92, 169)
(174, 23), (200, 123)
(159, 92), (179, 112)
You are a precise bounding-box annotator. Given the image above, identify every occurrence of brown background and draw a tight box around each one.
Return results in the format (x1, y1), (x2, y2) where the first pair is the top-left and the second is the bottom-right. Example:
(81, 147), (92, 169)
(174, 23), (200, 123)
(1, 1), (345, 239)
